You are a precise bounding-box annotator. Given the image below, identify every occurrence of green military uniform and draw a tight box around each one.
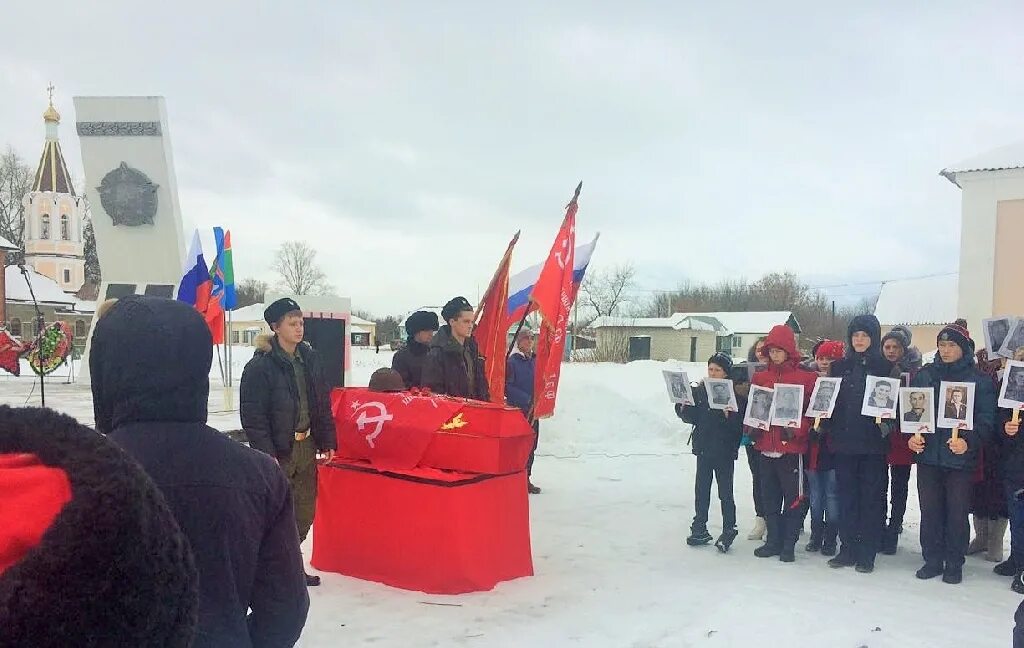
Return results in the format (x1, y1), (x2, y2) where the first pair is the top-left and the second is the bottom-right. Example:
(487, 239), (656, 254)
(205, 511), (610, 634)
(277, 345), (317, 542)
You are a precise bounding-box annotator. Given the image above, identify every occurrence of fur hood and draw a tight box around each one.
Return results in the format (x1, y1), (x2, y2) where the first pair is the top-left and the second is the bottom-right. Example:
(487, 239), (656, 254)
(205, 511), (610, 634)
(253, 333), (312, 358)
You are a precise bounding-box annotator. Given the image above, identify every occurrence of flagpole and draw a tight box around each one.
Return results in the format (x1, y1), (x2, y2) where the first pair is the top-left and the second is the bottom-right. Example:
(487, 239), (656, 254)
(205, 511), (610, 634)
(507, 311), (530, 360)
(474, 231), (520, 326)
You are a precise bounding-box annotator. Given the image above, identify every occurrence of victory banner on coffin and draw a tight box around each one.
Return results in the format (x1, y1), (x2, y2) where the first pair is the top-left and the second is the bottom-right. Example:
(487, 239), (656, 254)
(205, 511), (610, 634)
(332, 388), (537, 474)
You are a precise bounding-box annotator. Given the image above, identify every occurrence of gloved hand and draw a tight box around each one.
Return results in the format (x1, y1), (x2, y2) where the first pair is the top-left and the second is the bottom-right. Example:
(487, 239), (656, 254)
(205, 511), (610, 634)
(808, 427), (820, 443)
(674, 403), (686, 418)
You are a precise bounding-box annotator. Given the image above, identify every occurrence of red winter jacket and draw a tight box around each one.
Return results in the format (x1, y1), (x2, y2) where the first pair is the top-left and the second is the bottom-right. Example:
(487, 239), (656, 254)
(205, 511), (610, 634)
(752, 325), (818, 456)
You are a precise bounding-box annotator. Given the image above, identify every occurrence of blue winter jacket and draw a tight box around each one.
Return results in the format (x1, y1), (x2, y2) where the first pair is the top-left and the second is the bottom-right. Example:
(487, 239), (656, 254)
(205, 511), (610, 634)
(911, 353), (997, 472)
(506, 351), (535, 413)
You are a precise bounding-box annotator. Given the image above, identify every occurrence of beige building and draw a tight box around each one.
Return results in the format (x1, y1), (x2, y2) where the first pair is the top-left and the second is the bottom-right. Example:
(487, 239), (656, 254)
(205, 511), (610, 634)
(21, 92), (86, 293)
(940, 143), (1024, 333)
(228, 303), (271, 346)
(591, 314), (730, 362)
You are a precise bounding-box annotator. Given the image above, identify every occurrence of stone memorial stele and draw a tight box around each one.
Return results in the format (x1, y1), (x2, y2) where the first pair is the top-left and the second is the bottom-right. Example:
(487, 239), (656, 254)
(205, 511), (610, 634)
(73, 96), (187, 382)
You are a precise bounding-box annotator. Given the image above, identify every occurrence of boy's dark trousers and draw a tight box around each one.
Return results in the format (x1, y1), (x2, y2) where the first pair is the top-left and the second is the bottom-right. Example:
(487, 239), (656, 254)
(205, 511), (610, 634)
(693, 455), (736, 531)
(917, 464), (972, 568)
(835, 454), (888, 564)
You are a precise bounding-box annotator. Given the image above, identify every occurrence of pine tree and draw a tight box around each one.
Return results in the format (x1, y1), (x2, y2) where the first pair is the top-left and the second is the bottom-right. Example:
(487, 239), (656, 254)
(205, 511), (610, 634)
(83, 217), (101, 284)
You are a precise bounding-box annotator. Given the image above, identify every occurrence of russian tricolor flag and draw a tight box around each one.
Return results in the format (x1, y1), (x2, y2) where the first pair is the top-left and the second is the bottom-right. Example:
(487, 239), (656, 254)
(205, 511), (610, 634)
(177, 230), (224, 344)
(506, 233), (599, 323)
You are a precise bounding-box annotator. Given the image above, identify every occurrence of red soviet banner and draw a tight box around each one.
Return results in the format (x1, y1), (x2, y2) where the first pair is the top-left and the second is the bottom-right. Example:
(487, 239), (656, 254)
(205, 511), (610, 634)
(332, 389), (463, 471)
(530, 183), (580, 419)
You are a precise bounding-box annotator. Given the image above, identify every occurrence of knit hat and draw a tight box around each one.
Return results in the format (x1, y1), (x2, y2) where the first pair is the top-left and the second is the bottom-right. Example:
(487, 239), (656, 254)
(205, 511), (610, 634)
(938, 318), (974, 356)
(368, 368), (405, 392)
(515, 327), (536, 340)
(815, 340), (845, 360)
(892, 324), (913, 346)
(264, 298), (302, 326)
(405, 310), (440, 337)
(881, 328), (910, 351)
(0, 407), (197, 646)
(441, 296), (473, 322)
(708, 352), (733, 375)
(89, 296), (212, 434)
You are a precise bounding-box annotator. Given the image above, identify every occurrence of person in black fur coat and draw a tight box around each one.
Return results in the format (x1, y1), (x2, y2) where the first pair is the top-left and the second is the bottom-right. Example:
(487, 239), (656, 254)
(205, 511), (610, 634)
(0, 406), (198, 647)
(392, 310), (440, 388)
(92, 296), (310, 646)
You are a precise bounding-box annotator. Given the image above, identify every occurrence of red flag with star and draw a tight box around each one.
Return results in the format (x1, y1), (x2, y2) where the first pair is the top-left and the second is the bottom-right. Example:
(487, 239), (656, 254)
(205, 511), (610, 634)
(529, 182), (581, 419)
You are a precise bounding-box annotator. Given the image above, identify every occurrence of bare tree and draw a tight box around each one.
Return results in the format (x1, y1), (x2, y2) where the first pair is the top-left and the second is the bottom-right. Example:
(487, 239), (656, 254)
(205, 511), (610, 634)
(235, 278), (268, 308)
(0, 147), (32, 263)
(577, 263), (637, 330)
(271, 241), (334, 296)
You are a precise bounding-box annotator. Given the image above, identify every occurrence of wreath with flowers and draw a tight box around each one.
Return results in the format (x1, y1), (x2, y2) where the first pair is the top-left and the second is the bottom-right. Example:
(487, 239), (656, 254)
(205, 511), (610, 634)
(28, 321), (74, 376)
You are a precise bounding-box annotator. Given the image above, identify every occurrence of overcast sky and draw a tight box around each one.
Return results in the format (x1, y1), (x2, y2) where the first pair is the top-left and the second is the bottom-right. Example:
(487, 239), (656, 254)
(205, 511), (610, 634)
(2, 1), (1022, 315)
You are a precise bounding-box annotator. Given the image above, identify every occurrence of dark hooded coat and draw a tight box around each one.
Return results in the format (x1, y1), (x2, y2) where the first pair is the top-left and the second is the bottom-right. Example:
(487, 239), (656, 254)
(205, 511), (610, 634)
(91, 296), (309, 648)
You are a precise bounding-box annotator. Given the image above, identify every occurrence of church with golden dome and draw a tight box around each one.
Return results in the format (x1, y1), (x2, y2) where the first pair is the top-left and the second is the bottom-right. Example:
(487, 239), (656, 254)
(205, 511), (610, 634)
(21, 85), (86, 293)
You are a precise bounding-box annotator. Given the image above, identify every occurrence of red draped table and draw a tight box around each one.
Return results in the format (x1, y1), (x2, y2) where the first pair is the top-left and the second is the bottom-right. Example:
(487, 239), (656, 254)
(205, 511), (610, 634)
(311, 389), (536, 594)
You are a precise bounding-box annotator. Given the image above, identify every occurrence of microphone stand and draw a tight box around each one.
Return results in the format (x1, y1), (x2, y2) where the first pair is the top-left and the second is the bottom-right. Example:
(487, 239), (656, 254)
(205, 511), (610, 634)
(19, 265), (46, 408)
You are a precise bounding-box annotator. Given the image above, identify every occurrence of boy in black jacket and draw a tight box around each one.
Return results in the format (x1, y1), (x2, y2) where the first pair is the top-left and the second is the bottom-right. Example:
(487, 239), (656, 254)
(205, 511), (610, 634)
(677, 353), (746, 552)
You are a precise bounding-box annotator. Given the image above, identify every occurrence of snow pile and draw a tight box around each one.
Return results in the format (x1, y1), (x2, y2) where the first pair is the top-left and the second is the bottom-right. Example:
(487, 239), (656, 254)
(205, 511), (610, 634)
(544, 360), (704, 457)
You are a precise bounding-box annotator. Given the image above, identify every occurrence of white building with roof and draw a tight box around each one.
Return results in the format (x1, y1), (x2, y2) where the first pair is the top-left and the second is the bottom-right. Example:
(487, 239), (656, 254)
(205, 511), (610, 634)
(874, 274), (959, 351)
(590, 311), (799, 361)
(940, 142), (1024, 333)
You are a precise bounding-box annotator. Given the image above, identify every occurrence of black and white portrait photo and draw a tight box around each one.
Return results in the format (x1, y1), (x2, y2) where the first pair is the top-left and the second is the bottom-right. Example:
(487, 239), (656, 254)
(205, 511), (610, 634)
(899, 387), (935, 435)
(806, 377), (842, 419)
(705, 378), (738, 412)
(1000, 361), (1024, 409)
(984, 316), (1013, 357)
(861, 376), (900, 418)
(770, 383), (804, 427)
(662, 370), (694, 405)
(744, 385), (775, 431)
(1000, 319), (1024, 359)
(937, 381), (976, 430)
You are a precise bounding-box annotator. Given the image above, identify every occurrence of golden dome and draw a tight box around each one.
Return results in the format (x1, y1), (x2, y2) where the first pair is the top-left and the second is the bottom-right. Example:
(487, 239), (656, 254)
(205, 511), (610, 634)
(43, 103), (60, 123)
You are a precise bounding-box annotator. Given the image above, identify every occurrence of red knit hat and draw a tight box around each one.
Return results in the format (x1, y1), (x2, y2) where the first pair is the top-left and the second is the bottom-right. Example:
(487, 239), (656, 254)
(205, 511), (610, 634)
(815, 340), (845, 361)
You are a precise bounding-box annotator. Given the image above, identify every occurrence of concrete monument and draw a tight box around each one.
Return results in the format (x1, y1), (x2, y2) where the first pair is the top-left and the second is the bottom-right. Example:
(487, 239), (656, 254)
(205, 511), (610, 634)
(73, 96), (187, 380)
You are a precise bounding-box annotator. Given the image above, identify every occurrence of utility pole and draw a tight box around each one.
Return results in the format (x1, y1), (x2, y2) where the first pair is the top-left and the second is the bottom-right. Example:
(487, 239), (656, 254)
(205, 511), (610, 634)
(831, 300), (836, 333)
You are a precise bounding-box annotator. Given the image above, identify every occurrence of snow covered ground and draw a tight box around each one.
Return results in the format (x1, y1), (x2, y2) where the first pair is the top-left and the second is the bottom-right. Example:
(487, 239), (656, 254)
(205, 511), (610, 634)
(0, 348), (1016, 646)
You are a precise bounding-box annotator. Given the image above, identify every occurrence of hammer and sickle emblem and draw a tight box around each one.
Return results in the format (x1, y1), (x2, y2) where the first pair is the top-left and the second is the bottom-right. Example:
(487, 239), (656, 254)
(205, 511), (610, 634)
(354, 401), (394, 448)
(440, 412), (468, 430)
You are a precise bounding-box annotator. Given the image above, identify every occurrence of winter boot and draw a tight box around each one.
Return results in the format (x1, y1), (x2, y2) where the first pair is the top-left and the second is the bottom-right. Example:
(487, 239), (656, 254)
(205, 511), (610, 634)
(828, 544), (857, 569)
(995, 557), (1020, 577)
(747, 516), (766, 541)
(987, 518), (1008, 563)
(942, 564), (963, 585)
(686, 525), (713, 547)
(1013, 572), (1024, 594)
(527, 480), (542, 495)
(305, 572), (321, 587)
(779, 512), (802, 563)
(916, 562), (944, 580)
(805, 521), (823, 553)
(820, 523), (838, 557)
(716, 527), (739, 553)
(754, 516), (781, 558)
(880, 523), (901, 556)
(967, 515), (989, 555)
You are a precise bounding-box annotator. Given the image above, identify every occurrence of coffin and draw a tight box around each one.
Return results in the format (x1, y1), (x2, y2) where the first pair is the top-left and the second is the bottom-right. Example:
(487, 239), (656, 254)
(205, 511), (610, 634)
(311, 460), (533, 594)
(332, 388), (535, 474)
